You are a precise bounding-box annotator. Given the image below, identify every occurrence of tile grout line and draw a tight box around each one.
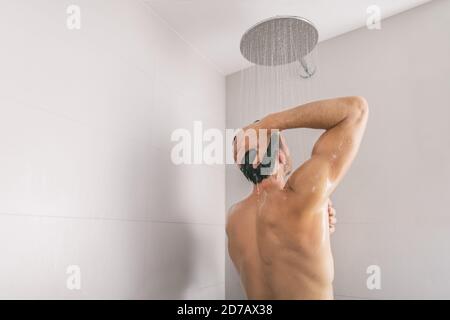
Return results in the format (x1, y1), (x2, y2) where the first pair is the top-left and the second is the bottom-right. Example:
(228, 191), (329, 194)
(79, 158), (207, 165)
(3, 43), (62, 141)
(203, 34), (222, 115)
(0, 95), (235, 169)
(0, 211), (225, 227)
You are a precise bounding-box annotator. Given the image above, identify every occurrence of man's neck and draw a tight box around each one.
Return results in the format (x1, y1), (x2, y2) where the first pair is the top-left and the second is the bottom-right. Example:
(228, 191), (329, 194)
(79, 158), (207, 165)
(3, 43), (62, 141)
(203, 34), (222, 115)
(250, 176), (285, 195)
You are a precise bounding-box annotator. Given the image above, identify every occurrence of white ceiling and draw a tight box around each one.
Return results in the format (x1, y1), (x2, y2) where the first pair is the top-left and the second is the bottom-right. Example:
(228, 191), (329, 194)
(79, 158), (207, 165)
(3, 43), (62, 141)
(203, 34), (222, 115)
(143, 0), (431, 75)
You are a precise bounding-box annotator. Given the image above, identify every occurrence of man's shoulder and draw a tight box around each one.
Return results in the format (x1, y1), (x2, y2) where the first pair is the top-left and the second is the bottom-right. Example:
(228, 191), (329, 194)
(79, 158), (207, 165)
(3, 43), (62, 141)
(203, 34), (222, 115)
(226, 201), (242, 224)
(226, 200), (249, 235)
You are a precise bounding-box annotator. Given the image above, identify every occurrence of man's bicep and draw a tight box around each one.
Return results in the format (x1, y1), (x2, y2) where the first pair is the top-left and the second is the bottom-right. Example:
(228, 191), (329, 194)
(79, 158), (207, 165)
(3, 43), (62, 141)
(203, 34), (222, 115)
(286, 116), (367, 203)
(311, 115), (367, 186)
(286, 155), (332, 208)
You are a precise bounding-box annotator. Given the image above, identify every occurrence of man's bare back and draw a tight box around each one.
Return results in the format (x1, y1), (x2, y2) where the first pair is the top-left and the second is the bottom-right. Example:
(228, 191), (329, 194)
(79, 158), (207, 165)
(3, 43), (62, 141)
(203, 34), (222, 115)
(228, 96), (368, 299)
(227, 190), (334, 299)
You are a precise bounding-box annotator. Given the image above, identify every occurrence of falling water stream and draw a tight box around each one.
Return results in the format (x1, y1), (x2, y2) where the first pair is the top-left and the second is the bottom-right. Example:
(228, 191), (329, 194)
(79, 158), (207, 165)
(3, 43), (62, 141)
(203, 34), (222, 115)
(237, 16), (320, 171)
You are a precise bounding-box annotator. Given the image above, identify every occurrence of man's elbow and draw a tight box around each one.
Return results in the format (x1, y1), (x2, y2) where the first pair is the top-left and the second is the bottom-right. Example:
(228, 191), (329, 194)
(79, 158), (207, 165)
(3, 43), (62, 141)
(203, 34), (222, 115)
(349, 96), (369, 121)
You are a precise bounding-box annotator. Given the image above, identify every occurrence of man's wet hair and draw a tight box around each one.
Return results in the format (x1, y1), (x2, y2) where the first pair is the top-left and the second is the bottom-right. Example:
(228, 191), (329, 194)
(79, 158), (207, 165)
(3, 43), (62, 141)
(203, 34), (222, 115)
(235, 130), (280, 185)
(239, 139), (275, 185)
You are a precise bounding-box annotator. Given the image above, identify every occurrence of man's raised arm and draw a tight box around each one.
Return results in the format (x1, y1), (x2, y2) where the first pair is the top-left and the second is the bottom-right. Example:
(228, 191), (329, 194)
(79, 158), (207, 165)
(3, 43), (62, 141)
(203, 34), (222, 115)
(258, 96), (369, 198)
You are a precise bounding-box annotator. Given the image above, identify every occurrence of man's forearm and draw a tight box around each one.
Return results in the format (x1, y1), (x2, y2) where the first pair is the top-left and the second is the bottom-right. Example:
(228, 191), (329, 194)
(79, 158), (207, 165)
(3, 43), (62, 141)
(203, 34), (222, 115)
(259, 96), (367, 131)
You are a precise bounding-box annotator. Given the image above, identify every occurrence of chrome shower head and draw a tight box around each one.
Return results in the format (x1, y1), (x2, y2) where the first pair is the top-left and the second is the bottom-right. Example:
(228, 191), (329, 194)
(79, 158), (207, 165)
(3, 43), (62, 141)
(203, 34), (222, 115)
(240, 16), (318, 77)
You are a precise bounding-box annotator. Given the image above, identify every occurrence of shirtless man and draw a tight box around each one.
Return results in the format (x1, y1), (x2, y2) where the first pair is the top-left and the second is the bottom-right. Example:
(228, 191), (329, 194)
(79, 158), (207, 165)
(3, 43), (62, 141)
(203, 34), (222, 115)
(227, 96), (369, 299)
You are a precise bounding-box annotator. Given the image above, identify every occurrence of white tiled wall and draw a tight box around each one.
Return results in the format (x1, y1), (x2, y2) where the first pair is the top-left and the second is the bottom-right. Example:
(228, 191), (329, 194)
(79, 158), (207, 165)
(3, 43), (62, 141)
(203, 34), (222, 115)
(0, 0), (225, 298)
(225, 0), (450, 299)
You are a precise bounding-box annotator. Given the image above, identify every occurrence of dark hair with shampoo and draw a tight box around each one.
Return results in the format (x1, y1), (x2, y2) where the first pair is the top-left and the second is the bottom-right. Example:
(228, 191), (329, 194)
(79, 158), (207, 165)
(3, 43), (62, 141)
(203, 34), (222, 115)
(239, 132), (279, 185)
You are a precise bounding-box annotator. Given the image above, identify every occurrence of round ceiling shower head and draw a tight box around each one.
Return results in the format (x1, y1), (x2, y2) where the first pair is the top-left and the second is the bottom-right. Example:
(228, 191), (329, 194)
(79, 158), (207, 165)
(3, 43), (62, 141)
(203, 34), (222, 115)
(240, 16), (318, 67)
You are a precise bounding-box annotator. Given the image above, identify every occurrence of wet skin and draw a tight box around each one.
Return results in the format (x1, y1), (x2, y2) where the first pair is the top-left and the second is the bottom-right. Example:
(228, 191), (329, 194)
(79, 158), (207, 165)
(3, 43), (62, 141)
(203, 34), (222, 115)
(227, 96), (368, 300)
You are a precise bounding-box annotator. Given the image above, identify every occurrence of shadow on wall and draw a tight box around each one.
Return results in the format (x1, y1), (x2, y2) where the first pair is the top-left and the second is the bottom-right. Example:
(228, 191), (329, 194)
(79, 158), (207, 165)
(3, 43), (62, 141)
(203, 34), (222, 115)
(123, 141), (198, 299)
(148, 146), (198, 299)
